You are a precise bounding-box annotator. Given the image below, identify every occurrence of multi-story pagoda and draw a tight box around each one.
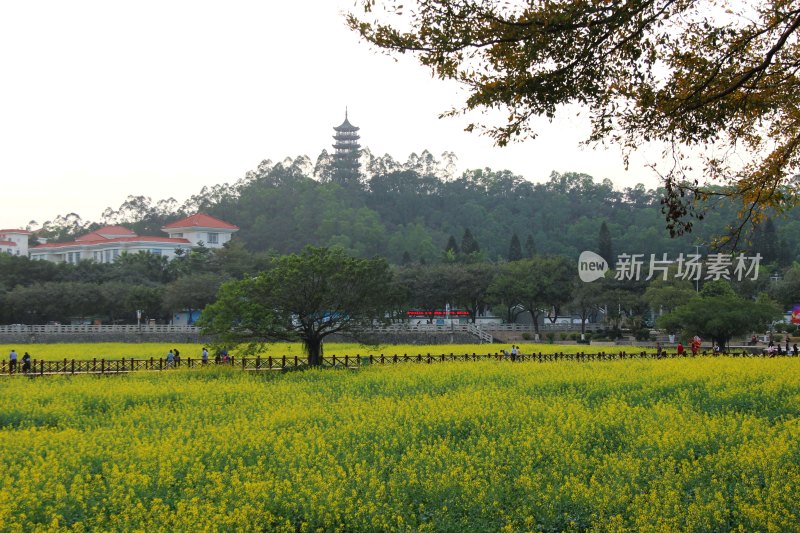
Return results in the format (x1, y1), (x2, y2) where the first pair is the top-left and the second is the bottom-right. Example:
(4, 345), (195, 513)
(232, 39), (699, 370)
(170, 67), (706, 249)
(332, 109), (361, 185)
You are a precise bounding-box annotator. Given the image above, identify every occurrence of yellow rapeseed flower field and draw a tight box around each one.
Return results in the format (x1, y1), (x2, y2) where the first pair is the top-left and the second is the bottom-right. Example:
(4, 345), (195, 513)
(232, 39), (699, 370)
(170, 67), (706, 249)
(1, 358), (798, 531)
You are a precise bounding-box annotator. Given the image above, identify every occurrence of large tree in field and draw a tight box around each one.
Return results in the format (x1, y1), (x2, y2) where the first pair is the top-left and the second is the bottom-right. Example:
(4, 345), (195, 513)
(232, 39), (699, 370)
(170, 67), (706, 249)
(349, 1), (800, 241)
(198, 247), (394, 366)
(395, 263), (454, 322)
(450, 262), (497, 323)
(489, 257), (574, 335)
(569, 280), (605, 340)
(658, 280), (781, 349)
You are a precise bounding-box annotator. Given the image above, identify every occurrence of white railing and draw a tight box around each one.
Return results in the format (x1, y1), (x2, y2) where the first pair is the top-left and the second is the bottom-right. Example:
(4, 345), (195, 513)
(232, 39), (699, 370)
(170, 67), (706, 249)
(0, 322), (598, 338)
(466, 324), (493, 343)
(480, 323), (603, 332)
(0, 324), (201, 334)
(364, 323), (493, 343)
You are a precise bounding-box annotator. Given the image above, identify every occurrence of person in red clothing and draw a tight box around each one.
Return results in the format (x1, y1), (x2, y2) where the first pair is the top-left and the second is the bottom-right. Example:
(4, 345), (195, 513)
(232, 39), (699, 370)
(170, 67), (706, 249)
(676, 342), (685, 356)
(691, 336), (701, 355)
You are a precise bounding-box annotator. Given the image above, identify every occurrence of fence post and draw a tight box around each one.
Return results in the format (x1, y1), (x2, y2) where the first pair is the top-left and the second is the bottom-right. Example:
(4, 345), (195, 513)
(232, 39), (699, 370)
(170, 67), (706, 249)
(40, 360), (44, 376)
(268, 356), (273, 369)
(101, 359), (105, 374)
(345, 354), (349, 367)
(256, 356), (261, 370)
(71, 359), (75, 374)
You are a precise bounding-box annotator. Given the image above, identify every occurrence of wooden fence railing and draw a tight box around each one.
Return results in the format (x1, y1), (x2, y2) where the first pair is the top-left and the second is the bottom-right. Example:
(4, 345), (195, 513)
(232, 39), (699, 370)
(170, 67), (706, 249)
(0, 349), (795, 376)
(0, 324), (201, 334)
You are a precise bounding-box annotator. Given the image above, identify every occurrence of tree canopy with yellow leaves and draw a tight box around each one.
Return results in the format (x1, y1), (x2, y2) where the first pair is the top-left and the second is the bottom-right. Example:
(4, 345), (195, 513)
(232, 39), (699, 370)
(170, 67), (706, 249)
(348, 0), (800, 243)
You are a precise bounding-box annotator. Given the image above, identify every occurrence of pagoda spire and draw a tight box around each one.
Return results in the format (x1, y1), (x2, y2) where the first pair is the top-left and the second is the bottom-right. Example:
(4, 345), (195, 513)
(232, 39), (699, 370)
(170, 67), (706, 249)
(332, 109), (361, 186)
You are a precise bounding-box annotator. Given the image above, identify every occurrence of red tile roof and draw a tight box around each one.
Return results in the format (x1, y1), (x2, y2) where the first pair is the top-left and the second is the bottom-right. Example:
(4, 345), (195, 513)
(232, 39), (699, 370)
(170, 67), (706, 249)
(0, 240), (17, 246)
(0, 229), (32, 234)
(162, 213), (239, 231)
(76, 226), (138, 242)
(32, 236), (191, 250)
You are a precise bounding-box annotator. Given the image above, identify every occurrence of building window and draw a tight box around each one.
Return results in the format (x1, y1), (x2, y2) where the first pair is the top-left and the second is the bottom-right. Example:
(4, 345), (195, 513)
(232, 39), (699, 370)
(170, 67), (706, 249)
(113, 249), (120, 258)
(104, 250), (112, 263)
(150, 249), (162, 255)
(173, 233), (183, 238)
(207, 232), (219, 244)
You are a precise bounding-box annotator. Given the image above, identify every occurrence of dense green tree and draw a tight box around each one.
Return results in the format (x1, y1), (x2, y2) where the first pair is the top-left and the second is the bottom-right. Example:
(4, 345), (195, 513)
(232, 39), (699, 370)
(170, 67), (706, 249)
(317, 207), (388, 258)
(210, 240), (266, 280)
(508, 233), (522, 262)
(0, 254), (60, 289)
(169, 246), (215, 278)
(127, 285), (166, 324)
(444, 235), (459, 255)
(488, 257), (573, 335)
(486, 262), (526, 324)
(461, 228), (480, 255)
(449, 263), (497, 323)
(770, 263), (800, 307)
(198, 247), (394, 366)
(162, 274), (225, 324)
(524, 234), (536, 259)
(386, 222), (440, 265)
(4, 282), (103, 324)
(395, 264), (454, 322)
(99, 282), (135, 324)
(643, 277), (697, 316)
(659, 283), (781, 349)
(569, 281), (604, 339)
(751, 218), (779, 265)
(112, 252), (173, 284)
(61, 261), (115, 284)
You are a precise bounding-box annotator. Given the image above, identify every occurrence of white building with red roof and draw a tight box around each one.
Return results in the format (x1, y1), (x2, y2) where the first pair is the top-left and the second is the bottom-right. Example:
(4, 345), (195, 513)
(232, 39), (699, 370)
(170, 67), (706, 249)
(161, 213), (240, 247)
(28, 213), (238, 264)
(0, 229), (32, 256)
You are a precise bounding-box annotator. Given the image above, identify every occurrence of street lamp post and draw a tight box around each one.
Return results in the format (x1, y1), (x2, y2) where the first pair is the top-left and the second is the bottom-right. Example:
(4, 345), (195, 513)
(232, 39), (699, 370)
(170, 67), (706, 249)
(694, 244), (702, 292)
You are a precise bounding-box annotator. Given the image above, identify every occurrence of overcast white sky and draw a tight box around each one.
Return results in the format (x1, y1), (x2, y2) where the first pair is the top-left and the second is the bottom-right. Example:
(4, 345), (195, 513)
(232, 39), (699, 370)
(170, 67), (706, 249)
(0, 0), (661, 230)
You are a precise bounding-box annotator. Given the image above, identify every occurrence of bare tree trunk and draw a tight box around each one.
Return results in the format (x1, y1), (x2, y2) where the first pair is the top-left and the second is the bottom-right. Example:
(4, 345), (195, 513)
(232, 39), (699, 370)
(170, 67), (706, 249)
(305, 336), (323, 367)
(530, 308), (540, 336)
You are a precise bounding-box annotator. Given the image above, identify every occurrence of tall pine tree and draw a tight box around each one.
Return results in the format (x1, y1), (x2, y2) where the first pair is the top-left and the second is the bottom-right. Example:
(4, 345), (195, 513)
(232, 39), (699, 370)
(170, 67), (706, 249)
(524, 234), (535, 258)
(445, 235), (460, 255)
(599, 222), (614, 267)
(461, 228), (480, 255)
(508, 233), (522, 261)
(752, 218), (779, 264)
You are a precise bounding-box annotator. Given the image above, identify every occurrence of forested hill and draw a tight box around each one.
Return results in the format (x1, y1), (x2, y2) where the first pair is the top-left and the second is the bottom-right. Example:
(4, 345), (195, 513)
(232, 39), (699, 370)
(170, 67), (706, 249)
(36, 150), (798, 266)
